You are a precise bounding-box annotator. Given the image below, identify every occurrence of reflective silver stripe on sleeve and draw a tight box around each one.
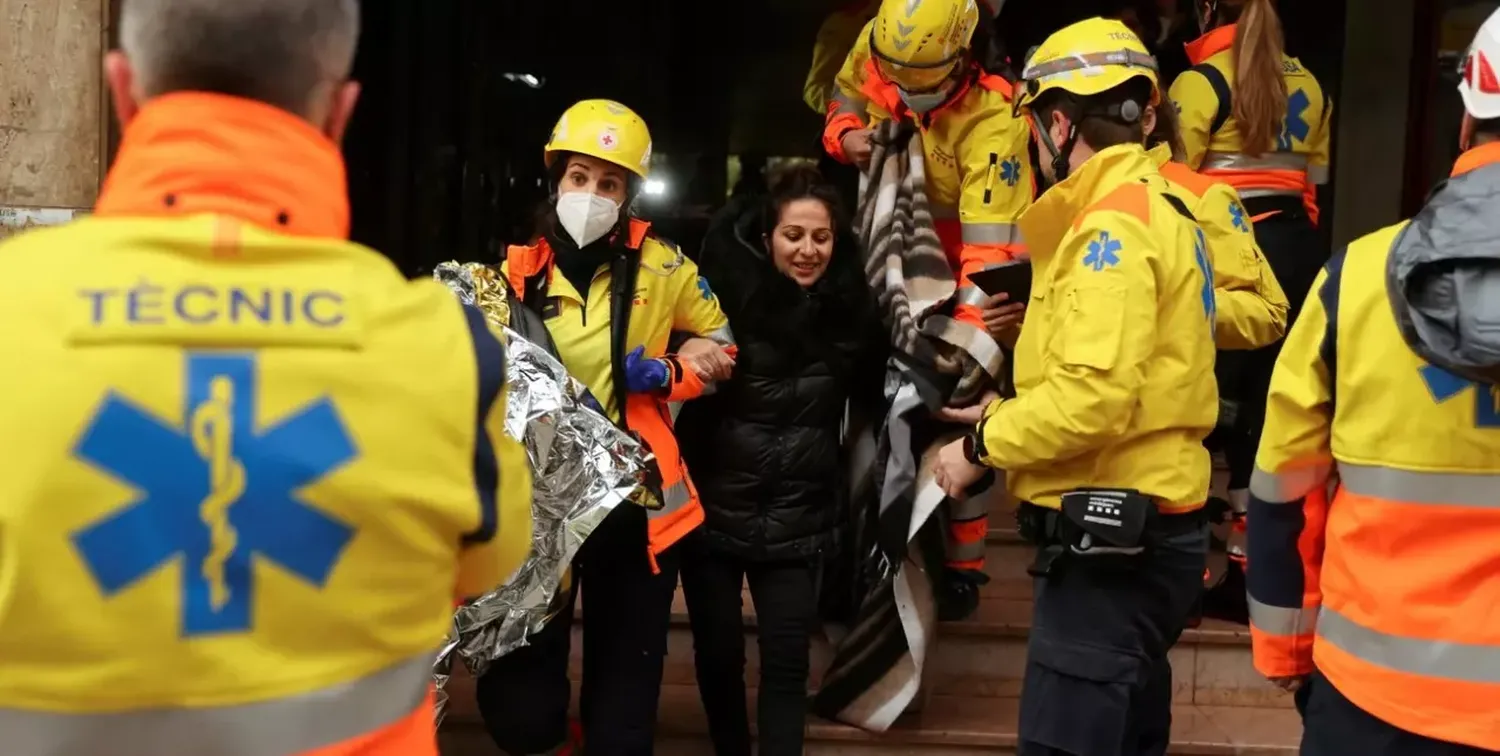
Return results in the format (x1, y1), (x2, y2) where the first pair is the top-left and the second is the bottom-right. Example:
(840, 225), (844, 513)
(831, 90), (869, 120)
(1248, 596), (1319, 637)
(1248, 462), (1332, 504)
(1237, 187), (1303, 200)
(961, 222), (1023, 246)
(956, 286), (990, 308)
(1202, 151), (1311, 172)
(1336, 463), (1500, 508)
(1318, 606), (1500, 685)
(1308, 165), (1330, 185)
(703, 325), (735, 346)
(647, 479), (693, 517)
(0, 652), (433, 756)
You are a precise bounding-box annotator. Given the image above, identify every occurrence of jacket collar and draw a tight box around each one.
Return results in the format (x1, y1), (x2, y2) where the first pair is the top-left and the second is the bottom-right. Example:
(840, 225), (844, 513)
(1451, 140), (1500, 177)
(1018, 143), (1158, 270)
(95, 92), (349, 240)
(505, 219), (653, 300)
(1147, 142), (1174, 167)
(1185, 24), (1236, 66)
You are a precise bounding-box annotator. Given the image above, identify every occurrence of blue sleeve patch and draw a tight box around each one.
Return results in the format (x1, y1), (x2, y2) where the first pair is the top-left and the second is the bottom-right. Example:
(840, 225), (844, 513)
(696, 276), (715, 301)
(1000, 156), (1022, 187)
(1082, 231), (1123, 271)
(1229, 200), (1250, 233)
(1193, 228), (1217, 326)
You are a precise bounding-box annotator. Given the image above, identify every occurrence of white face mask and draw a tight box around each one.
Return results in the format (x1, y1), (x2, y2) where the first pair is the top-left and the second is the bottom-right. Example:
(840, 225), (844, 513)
(555, 191), (621, 247)
(900, 88), (949, 115)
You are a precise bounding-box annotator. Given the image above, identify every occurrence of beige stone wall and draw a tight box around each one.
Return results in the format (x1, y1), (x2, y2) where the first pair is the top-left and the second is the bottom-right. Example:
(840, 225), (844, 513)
(0, 0), (109, 217)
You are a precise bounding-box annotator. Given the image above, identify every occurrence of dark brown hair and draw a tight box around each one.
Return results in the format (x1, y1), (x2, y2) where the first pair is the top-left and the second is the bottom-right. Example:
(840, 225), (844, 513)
(1147, 100), (1189, 161)
(759, 163), (846, 241)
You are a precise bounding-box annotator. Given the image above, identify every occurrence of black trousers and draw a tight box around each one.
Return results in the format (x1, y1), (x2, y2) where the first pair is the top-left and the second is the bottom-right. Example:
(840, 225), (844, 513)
(1298, 670), (1500, 756)
(1220, 197), (1329, 491)
(679, 534), (818, 756)
(1017, 513), (1208, 756)
(474, 505), (681, 756)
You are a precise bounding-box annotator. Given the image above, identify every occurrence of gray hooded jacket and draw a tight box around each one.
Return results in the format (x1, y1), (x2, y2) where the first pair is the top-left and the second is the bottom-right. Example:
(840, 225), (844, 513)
(1388, 158), (1500, 385)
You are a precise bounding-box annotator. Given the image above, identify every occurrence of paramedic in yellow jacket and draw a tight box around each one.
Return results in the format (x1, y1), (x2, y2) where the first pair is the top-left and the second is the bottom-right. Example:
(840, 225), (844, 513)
(932, 19), (1217, 755)
(822, 0), (1033, 333)
(1246, 13), (1500, 752)
(1169, 0), (1333, 520)
(1148, 93), (1289, 579)
(473, 99), (736, 755)
(1147, 101), (1288, 351)
(0, 1), (532, 755)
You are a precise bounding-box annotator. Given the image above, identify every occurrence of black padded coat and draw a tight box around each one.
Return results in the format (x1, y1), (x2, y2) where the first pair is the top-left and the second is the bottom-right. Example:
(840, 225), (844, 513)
(676, 196), (885, 562)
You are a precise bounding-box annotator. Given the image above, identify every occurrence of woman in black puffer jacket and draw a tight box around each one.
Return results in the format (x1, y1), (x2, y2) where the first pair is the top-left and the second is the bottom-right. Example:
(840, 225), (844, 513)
(676, 165), (885, 756)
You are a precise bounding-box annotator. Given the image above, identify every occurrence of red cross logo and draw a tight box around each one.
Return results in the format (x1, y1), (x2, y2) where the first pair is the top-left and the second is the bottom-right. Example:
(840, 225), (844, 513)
(601, 133), (616, 148)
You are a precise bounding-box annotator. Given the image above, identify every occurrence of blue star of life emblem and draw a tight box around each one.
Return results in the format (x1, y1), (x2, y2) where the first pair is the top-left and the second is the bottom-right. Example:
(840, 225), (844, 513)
(1420, 363), (1500, 428)
(1229, 201), (1250, 232)
(1277, 89), (1312, 151)
(1000, 156), (1023, 187)
(696, 275), (715, 301)
(1083, 231), (1123, 271)
(1192, 227), (1217, 326)
(71, 352), (359, 637)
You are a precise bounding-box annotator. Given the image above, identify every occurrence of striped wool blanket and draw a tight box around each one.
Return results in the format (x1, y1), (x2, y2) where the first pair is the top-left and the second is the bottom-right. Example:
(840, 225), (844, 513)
(813, 120), (1007, 732)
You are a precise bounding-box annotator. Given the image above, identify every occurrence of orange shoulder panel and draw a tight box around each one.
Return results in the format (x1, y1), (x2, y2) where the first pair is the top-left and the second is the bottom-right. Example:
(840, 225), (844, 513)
(976, 73), (1015, 99)
(505, 242), (552, 301)
(1158, 161), (1219, 199)
(1074, 181), (1152, 231)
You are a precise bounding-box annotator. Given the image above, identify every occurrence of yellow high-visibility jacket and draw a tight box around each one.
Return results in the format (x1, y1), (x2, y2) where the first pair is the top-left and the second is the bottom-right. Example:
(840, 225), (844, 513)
(1152, 144), (1288, 349)
(975, 144), (1218, 512)
(0, 92), (532, 756)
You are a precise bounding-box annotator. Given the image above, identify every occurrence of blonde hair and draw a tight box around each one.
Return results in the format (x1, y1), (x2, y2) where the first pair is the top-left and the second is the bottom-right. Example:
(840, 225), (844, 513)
(1224, 0), (1289, 155)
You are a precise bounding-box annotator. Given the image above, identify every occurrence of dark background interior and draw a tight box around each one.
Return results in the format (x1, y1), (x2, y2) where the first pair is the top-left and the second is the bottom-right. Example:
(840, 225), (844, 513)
(342, 0), (1349, 277)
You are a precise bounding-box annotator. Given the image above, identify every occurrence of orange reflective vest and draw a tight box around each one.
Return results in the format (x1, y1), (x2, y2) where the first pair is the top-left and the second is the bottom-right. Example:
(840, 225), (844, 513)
(1169, 24), (1333, 225)
(505, 223), (734, 569)
(1247, 143), (1500, 749)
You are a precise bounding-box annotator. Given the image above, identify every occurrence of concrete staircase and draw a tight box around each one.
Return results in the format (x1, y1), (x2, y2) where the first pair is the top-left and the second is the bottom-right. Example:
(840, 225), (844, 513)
(440, 488), (1302, 753)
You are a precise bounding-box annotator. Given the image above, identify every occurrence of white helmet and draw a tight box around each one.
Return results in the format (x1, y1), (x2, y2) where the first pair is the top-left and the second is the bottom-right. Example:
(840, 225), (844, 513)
(1459, 7), (1500, 120)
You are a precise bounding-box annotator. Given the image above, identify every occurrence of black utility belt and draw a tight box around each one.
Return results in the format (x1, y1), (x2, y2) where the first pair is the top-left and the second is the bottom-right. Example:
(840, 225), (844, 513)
(1016, 490), (1204, 577)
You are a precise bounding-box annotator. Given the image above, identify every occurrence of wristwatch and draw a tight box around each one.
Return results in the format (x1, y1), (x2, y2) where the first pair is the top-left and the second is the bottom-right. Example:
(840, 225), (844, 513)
(962, 431), (982, 464)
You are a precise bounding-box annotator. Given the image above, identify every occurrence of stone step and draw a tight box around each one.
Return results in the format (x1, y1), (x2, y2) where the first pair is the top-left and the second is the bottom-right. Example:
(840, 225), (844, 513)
(558, 535), (1288, 709)
(439, 678), (1301, 755)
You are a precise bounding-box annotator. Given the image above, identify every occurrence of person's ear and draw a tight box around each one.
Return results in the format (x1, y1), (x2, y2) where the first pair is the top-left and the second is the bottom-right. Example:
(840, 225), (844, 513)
(321, 80), (362, 144)
(104, 51), (141, 126)
(1048, 108), (1072, 148)
(1142, 105), (1158, 139)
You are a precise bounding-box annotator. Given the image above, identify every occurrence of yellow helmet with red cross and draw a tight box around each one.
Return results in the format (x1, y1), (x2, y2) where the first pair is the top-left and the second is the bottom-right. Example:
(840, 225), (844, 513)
(544, 99), (653, 179)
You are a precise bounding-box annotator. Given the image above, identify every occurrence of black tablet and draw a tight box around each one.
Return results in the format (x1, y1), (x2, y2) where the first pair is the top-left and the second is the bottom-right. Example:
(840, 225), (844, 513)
(968, 261), (1032, 304)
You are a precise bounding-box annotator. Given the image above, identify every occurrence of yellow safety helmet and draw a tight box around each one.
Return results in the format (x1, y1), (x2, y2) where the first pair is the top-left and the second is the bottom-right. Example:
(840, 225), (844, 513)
(1013, 17), (1160, 115)
(869, 0), (980, 92)
(543, 99), (653, 179)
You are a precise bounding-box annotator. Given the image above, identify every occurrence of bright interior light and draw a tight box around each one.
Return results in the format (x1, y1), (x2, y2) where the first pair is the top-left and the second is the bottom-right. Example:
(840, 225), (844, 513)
(642, 179), (668, 196)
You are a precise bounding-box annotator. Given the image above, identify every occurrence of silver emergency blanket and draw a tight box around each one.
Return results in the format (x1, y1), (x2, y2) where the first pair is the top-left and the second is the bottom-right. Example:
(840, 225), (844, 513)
(430, 261), (649, 725)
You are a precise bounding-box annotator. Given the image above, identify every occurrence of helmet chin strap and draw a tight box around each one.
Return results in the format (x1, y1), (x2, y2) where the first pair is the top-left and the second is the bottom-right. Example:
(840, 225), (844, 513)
(1030, 114), (1080, 186)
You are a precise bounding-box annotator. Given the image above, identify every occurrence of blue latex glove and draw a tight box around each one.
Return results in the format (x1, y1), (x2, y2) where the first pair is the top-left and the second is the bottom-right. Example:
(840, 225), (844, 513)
(623, 346), (670, 394)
